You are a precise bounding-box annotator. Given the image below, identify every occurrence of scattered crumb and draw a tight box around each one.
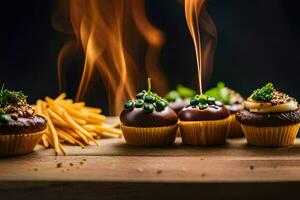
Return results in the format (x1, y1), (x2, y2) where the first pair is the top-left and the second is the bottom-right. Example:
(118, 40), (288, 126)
(273, 165), (277, 169)
(57, 162), (63, 168)
(76, 167), (80, 169)
(70, 163), (74, 166)
(82, 158), (87, 161)
(200, 157), (204, 160)
(80, 162), (84, 165)
(201, 173), (206, 177)
(156, 169), (162, 174)
(33, 168), (38, 171)
(250, 165), (255, 170)
(66, 168), (70, 171)
(136, 168), (144, 172)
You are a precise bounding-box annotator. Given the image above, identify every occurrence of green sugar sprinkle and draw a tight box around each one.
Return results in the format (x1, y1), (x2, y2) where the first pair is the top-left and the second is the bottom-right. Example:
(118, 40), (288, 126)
(252, 83), (274, 101)
(0, 85), (27, 107)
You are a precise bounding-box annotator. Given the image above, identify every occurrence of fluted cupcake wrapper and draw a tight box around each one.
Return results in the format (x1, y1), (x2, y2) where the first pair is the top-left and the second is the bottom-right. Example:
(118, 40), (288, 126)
(179, 118), (230, 145)
(176, 128), (181, 137)
(0, 131), (45, 157)
(176, 120), (181, 137)
(228, 114), (244, 138)
(241, 123), (300, 147)
(121, 124), (178, 146)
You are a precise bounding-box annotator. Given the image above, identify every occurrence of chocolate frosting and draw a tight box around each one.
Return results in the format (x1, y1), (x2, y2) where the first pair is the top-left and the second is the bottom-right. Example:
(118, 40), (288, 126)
(0, 115), (47, 135)
(236, 109), (300, 127)
(168, 98), (190, 114)
(120, 107), (178, 127)
(179, 105), (230, 121)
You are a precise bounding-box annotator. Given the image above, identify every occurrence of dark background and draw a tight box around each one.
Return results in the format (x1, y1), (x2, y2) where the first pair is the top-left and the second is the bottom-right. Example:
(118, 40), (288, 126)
(0, 0), (299, 115)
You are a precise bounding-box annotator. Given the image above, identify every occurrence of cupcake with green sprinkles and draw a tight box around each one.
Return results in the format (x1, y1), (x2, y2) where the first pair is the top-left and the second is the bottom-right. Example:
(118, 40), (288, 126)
(236, 83), (300, 147)
(179, 94), (230, 145)
(165, 85), (196, 114)
(205, 82), (244, 137)
(120, 78), (178, 146)
(0, 86), (47, 156)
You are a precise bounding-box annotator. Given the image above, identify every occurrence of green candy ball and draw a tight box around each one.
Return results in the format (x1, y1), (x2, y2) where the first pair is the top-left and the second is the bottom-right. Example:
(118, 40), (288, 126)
(155, 100), (166, 111)
(143, 103), (154, 113)
(207, 97), (216, 105)
(0, 114), (11, 123)
(144, 94), (155, 103)
(136, 92), (145, 99)
(190, 98), (200, 106)
(198, 95), (208, 103)
(124, 100), (134, 110)
(199, 103), (208, 110)
(135, 99), (144, 108)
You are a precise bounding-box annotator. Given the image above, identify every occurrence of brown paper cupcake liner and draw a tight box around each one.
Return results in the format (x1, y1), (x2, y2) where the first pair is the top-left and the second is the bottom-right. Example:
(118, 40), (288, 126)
(241, 123), (300, 147)
(0, 131), (45, 157)
(176, 120), (181, 137)
(176, 128), (181, 137)
(121, 124), (178, 146)
(179, 117), (230, 145)
(228, 114), (244, 138)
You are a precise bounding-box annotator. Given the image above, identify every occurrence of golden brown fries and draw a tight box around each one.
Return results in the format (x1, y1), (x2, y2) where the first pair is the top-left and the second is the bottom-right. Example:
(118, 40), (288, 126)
(34, 93), (122, 155)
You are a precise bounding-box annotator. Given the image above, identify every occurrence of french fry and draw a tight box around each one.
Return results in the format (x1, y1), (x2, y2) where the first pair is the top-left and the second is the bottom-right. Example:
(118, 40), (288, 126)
(100, 132), (120, 138)
(55, 93), (66, 101)
(44, 134), (54, 148)
(88, 112), (106, 122)
(62, 111), (98, 145)
(44, 112), (61, 155)
(47, 108), (67, 125)
(83, 106), (102, 114)
(56, 128), (76, 145)
(70, 117), (86, 125)
(81, 124), (97, 132)
(59, 143), (66, 156)
(45, 97), (64, 115)
(35, 100), (42, 115)
(74, 129), (89, 144)
(35, 93), (123, 155)
(96, 125), (123, 137)
(67, 130), (82, 140)
(89, 131), (98, 137)
(42, 134), (49, 148)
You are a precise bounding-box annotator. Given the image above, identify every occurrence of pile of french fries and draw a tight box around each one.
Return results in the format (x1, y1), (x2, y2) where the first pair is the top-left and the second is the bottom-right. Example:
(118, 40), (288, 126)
(34, 93), (122, 155)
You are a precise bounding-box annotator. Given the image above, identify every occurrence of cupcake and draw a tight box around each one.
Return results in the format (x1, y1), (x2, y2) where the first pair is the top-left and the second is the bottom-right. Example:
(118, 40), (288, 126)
(165, 85), (196, 114)
(236, 83), (300, 147)
(0, 87), (47, 156)
(205, 82), (244, 137)
(120, 78), (178, 146)
(179, 94), (230, 145)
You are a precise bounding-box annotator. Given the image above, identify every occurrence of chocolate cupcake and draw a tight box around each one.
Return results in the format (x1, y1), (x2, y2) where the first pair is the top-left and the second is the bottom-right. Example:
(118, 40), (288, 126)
(205, 82), (244, 137)
(0, 87), (47, 156)
(179, 94), (230, 145)
(236, 83), (300, 147)
(120, 78), (178, 146)
(165, 85), (196, 114)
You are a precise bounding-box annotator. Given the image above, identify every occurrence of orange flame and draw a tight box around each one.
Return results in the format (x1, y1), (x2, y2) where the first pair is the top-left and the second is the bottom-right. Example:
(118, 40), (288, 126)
(184, 0), (217, 94)
(55, 0), (168, 115)
(131, 0), (168, 95)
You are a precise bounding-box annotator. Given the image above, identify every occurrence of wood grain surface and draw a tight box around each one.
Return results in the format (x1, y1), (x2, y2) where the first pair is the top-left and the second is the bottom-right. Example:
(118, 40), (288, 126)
(1, 135), (300, 199)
